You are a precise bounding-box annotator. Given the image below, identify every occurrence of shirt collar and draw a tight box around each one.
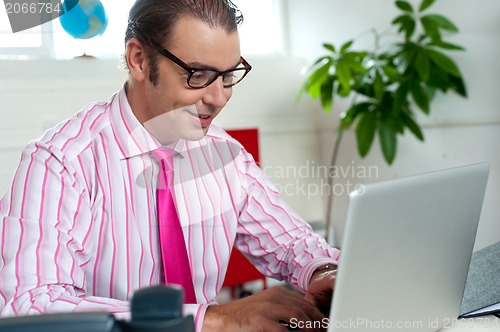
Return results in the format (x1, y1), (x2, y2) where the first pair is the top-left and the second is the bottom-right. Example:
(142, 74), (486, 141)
(109, 85), (188, 160)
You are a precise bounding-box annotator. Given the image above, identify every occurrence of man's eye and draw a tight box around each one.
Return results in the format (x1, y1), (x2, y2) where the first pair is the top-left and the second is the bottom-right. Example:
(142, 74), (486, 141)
(192, 72), (207, 80)
(222, 72), (236, 82)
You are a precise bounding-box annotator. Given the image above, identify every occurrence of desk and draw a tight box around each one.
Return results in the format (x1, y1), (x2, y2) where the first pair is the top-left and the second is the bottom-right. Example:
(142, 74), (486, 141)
(443, 241), (500, 331)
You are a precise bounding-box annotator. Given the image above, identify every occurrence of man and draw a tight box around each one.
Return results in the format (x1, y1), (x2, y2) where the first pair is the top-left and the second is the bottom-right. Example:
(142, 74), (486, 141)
(0, 0), (339, 331)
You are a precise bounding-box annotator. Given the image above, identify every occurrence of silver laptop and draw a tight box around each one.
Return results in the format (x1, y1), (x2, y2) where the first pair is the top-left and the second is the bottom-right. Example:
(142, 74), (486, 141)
(328, 163), (490, 332)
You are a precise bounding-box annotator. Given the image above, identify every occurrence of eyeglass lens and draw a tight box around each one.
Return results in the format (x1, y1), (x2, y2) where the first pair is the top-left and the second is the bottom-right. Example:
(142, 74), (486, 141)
(189, 68), (248, 88)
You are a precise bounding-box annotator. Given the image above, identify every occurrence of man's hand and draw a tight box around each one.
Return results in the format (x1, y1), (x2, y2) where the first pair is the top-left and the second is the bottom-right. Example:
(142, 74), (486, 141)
(305, 268), (337, 316)
(202, 285), (327, 332)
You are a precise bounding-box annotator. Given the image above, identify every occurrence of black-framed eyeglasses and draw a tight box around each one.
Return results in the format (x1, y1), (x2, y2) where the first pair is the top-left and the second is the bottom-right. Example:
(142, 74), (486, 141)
(158, 48), (252, 89)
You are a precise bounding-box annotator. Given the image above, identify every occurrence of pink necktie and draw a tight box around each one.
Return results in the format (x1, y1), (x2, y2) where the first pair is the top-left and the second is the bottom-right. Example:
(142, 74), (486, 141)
(152, 147), (196, 304)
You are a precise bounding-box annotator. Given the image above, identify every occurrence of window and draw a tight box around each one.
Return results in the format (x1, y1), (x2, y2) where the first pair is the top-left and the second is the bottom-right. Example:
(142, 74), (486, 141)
(232, 0), (285, 55)
(0, 0), (284, 59)
(0, 8), (45, 57)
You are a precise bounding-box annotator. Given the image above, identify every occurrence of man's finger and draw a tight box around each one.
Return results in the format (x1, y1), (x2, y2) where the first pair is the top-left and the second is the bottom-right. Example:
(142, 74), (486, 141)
(263, 287), (327, 322)
(271, 303), (325, 332)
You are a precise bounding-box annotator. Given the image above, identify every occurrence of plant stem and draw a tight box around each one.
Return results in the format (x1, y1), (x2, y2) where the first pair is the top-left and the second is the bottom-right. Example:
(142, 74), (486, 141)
(371, 28), (380, 52)
(324, 129), (344, 244)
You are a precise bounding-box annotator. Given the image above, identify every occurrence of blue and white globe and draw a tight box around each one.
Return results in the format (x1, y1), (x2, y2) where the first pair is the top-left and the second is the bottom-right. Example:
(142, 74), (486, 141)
(59, 0), (108, 39)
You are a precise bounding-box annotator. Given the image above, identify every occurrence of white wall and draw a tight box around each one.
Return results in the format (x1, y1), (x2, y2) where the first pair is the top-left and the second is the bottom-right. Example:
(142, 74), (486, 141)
(1, 0), (499, 252)
(286, 0), (500, 250)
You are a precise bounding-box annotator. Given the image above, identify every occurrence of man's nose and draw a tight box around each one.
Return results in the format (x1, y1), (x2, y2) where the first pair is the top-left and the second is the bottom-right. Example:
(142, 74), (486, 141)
(203, 76), (230, 108)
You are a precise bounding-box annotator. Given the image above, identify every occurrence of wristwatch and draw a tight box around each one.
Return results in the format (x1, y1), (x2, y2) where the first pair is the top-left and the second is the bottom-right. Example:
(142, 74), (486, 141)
(313, 263), (337, 275)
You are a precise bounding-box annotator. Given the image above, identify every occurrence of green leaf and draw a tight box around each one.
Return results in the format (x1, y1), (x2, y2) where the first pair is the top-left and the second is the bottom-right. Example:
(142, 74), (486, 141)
(312, 56), (331, 67)
(295, 77), (310, 104)
(379, 95), (394, 117)
(354, 70), (373, 96)
(338, 84), (353, 97)
(320, 77), (335, 112)
(405, 19), (416, 40)
(449, 75), (467, 97)
(381, 65), (401, 82)
(392, 14), (417, 40)
(415, 50), (431, 81)
(392, 14), (411, 25)
(421, 14), (459, 32)
(296, 58), (332, 103)
(379, 121), (397, 164)
(400, 111), (424, 141)
(400, 43), (418, 67)
(427, 40), (465, 51)
(304, 61), (332, 98)
(421, 16), (441, 41)
(342, 51), (368, 60)
(419, 0), (435, 12)
(340, 102), (372, 129)
(426, 67), (451, 91)
(356, 111), (377, 157)
(308, 82), (322, 99)
(343, 53), (367, 74)
(411, 81), (430, 113)
(340, 40), (354, 54)
(396, 0), (413, 12)
(323, 43), (336, 53)
(335, 59), (352, 96)
(426, 49), (461, 77)
(295, 81), (306, 103)
(393, 82), (409, 114)
(374, 71), (385, 102)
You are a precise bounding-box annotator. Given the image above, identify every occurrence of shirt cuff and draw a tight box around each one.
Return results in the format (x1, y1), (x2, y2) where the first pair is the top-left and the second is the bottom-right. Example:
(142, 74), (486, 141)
(183, 303), (209, 332)
(296, 258), (338, 294)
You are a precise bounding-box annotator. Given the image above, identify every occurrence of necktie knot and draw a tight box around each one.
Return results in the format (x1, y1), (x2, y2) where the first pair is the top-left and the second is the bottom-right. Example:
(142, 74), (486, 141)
(152, 147), (174, 171)
(152, 147), (174, 191)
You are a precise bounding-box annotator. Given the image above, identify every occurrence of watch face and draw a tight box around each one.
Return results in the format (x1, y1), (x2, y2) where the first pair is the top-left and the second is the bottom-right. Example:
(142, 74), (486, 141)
(315, 264), (337, 272)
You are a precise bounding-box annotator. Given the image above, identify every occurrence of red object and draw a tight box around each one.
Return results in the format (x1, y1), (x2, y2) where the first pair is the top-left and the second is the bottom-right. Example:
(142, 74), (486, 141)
(222, 128), (267, 298)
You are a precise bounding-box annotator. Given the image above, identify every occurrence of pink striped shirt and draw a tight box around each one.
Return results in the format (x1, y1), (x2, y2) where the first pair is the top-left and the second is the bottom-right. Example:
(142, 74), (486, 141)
(0, 86), (340, 331)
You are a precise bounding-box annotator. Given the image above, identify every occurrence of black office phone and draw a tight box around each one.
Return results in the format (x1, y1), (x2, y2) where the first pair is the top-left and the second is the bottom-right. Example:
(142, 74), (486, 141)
(0, 285), (194, 332)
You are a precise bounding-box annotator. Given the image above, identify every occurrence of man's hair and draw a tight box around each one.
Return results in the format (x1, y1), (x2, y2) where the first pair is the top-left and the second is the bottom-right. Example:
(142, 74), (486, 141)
(124, 0), (243, 85)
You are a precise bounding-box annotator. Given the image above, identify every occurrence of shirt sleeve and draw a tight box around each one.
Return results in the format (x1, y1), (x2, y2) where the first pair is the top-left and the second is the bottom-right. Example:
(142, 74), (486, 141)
(233, 147), (341, 294)
(0, 142), (129, 317)
(183, 303), (209, 332)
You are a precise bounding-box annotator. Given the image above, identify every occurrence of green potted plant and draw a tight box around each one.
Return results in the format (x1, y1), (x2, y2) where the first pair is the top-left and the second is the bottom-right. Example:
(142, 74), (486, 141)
(296, 0), (467, 242)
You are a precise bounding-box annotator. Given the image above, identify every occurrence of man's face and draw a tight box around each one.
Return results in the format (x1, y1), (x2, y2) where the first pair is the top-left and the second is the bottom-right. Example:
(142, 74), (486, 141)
(141, 15), (241, 144)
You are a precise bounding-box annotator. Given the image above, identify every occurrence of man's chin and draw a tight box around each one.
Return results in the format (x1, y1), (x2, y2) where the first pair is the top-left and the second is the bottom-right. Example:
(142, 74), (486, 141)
(182, 126), (209, 141)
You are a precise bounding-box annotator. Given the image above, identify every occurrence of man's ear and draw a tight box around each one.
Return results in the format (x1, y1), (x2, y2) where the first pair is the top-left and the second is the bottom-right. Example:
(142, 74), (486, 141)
(126, 38), (149, 82)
